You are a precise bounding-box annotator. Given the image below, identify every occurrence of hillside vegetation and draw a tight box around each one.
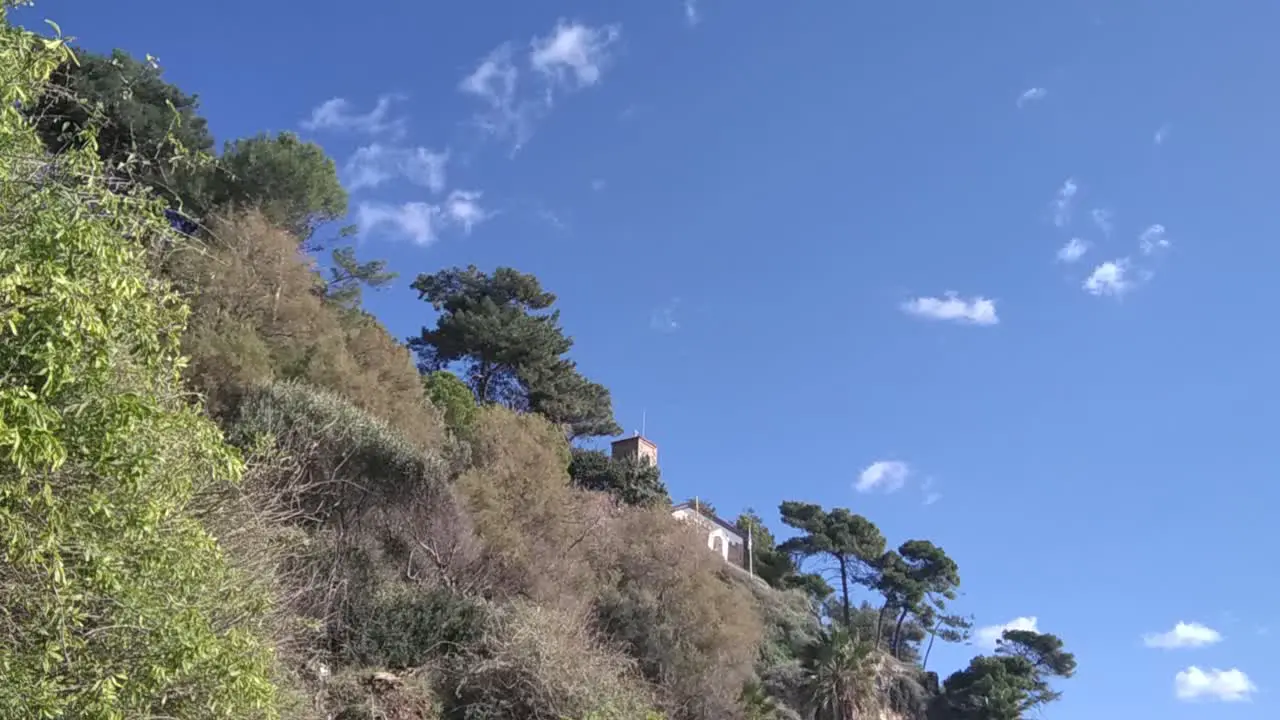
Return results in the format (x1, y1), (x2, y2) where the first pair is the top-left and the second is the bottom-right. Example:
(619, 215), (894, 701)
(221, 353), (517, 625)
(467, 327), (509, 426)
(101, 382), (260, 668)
(0, 7), (1077, 719)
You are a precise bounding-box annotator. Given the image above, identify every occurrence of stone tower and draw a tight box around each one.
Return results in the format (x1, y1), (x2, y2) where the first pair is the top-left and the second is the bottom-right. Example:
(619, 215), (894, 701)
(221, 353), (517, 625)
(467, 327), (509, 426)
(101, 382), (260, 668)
(610, 433), (658, 467)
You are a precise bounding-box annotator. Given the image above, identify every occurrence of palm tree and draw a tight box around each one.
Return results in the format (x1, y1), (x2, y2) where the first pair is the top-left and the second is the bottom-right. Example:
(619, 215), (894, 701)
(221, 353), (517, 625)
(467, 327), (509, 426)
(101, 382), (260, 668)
(801, 629), (879, 720)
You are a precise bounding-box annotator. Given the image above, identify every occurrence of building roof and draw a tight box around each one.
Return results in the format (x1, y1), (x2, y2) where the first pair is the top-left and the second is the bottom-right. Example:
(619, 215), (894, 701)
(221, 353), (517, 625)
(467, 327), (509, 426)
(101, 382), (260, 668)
(671, 502), (745, 540)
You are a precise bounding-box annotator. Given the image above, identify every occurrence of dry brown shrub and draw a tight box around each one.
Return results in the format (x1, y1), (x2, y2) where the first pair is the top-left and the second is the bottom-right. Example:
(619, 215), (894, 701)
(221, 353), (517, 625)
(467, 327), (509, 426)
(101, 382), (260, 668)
(456, 407), (610, 607)
(592, 508), (765, 720)
(166, 210), (444, 449)
(448, 600), (655, 720)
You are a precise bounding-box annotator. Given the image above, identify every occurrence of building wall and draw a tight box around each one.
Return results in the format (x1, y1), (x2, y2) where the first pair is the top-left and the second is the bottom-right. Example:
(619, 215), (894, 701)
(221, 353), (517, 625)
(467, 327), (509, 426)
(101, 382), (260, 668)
(671, 507), (747, 568)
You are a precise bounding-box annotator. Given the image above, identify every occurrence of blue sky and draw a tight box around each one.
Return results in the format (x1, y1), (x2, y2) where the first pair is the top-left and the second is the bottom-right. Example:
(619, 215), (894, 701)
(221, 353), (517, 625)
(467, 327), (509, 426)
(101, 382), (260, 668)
(20, 0), (1280, 715)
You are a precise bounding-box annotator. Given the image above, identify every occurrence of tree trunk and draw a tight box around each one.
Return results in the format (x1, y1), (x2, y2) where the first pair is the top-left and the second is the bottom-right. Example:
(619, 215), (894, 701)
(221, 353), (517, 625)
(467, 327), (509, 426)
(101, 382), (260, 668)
(875, 601), (891, 650)
(838, 555), (851, 630)
(891, 606), (910, 657)
(922, 619), (940, 670)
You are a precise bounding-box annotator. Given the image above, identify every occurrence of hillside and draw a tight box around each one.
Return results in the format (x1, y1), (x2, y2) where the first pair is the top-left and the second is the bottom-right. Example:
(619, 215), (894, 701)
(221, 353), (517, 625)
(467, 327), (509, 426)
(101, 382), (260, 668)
(0, 7), (1077, 720)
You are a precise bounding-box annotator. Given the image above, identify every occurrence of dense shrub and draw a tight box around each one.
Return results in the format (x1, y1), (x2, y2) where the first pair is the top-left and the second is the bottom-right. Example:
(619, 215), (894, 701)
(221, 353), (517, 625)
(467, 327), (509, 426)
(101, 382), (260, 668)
(592, 509), (764, 720)
(0, 16), (276, 717)
(167, 210), (445, 449)
(457, 407), (605, 606)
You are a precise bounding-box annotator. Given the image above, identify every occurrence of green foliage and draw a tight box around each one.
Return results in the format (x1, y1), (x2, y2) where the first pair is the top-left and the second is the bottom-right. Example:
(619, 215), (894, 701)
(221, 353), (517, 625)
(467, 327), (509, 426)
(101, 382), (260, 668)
(410, 265), (622, 439)
(228, 380), (444, 521)
(326, 244), (397, 310)
(423, 370), (479, 436)
(933, 630), (1076, 720)
(736, 509), (832, 603)
(778, 501), (886, 628)
(189, 131), (347, 239)
(29, 45), (215, 202)
(800, 629), (879, 720)
(569, 448), (669, 507)
(343, 585), (485, 669)
(0, 14), (275, 717)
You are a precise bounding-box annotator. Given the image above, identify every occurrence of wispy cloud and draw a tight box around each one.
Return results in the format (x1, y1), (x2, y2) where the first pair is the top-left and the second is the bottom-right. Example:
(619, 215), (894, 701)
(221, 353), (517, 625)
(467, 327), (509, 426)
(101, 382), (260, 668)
(1144, 622), (1223, 650)
(302, 95), (406, 137)
(856, 461), (910, 494)
(1083, 259), (1131, 297)
(590, 178), (607, 192)
(459, 44), (535, 149)
(1090, 208), (1113, 237)
(1175, 668), (1256, 702)
(461, 20), (621, 152)
(684, 0), (701, 26)
(1139, 224), (1170, 255)
(650, 297), (681, 333)
(921, 477), (942, 506)
(1154, 123), (1172, 146)
(344, 144), (449, 193)
(1016, 87), (1047, 108)
(356, 193), (491, 246)
(901, 293), (999, 326)
(976, 616), (1039, 649)
(1052, 177), (1078, 228)
(442, 190), (491, 233)
(1056, 237), (1090, 264)
(356, 201), (443, 246)
(530, 20), (621, 90)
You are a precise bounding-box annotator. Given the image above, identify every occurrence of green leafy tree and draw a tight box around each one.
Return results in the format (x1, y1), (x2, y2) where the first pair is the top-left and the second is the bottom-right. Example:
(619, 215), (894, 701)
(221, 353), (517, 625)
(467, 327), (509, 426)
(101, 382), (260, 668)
(919, 605), (973, 670)
(325, 244), (397, 309)
(569, 448), (669, 507)
(736, 509), (832, 601)
(890, 540), (960, 656)
(190, 131), (347, 239)
(29, 46), (214, 200)
(422, 370), (478, 436)
(0, 15), (275, 716)
(778, 501), (886, 628)
(933, 629), (1076, 720)
(409, 266), (621, 439)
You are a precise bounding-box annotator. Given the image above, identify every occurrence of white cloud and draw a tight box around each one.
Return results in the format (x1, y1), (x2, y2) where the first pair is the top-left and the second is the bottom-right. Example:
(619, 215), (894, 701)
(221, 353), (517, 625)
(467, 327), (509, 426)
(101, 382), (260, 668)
(1155, 123), (1172, 146)
(1056, 237), (1090, 263)
(1016, 87), (1047, 108)
(1052, 177), (1078, 227)
(344, 144), (449, 193)
(356, 201), (443, 246)
(1175, 667), (1256, 702)
(356, 192), (488, 246)
(1083, 259), (1131, 297)
(920, 477), (942, 505)
(442, 190), (490, 233)
(856, 461), (910, 494)
(1144, 622), (1223, 649)
(650, 297), (681, 333)
(1139, 223), (1170, 254)
(302, 95), (405, 137)
(684, 0), (701, 26)
(530, 20), (621, 90)
(976, 616), (1039, 649)
(1091, 208), (1113, 237)
(461, 20), (620, 153)
(459, 44), (536, 149)
(901, 293), (999, 326)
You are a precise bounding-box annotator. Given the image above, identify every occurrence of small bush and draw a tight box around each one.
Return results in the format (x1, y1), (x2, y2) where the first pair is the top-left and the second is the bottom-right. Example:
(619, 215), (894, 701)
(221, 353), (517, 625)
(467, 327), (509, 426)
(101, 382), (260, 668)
(447, 600), (656, 720)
